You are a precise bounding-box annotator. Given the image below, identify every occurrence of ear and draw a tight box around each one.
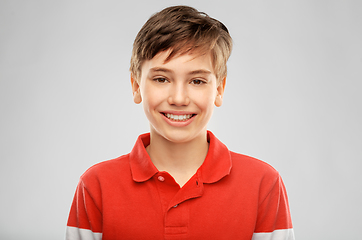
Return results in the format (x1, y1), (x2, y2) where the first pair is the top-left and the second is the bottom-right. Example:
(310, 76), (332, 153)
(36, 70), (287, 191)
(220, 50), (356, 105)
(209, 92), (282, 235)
(131, 74), (142, 104)
(215, 77), (226, 107)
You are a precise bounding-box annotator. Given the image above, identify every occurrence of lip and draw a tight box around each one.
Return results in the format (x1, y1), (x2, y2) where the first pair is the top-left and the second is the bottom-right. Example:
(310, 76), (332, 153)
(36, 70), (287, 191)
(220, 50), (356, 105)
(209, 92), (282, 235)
(161, 110), (196, 115)
(160, 111), (196, 127)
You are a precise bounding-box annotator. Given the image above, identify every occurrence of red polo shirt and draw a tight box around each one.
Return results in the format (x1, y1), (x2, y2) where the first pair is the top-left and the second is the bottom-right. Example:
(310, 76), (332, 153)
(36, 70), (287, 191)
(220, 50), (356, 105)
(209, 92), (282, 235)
(66, 131), (294, 240)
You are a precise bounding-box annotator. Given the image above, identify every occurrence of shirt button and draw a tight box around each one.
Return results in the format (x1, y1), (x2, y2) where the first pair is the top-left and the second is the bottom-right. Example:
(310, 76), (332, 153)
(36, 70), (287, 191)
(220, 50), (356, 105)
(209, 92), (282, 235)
(173, 204), (178, 208)
(158, 176), (165, 182)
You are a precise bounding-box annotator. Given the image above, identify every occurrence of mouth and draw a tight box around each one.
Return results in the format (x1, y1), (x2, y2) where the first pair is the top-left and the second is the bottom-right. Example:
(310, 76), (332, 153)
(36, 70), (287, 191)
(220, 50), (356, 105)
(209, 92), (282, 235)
(161, 113), (196, 122)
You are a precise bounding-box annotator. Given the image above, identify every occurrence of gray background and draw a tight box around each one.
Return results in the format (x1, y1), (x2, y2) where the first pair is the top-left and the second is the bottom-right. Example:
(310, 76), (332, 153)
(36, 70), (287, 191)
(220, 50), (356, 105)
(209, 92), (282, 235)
(1, 0), (361, 239)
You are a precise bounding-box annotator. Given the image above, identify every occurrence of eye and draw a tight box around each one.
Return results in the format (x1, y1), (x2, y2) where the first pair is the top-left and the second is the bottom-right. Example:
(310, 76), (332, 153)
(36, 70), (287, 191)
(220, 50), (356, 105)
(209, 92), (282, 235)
(153, 78), (168, 83)
(190, 79), (205, 85)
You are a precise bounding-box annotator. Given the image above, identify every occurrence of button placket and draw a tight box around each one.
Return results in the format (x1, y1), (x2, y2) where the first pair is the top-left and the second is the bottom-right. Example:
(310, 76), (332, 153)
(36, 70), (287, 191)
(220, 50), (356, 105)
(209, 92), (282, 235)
(154, 173), (181, 214)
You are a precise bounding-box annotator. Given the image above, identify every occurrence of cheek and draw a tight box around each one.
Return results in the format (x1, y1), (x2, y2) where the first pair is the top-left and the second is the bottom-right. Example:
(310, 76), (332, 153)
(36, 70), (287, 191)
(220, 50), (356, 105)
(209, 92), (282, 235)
(141, 85), (164, 110)
(193, 99), (215, 117)
(192, 89), (217, 108)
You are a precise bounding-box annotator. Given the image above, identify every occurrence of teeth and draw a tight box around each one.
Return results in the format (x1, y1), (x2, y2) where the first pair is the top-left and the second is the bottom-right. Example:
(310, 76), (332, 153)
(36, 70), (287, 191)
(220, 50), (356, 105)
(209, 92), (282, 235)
(165, 113), (193, 121)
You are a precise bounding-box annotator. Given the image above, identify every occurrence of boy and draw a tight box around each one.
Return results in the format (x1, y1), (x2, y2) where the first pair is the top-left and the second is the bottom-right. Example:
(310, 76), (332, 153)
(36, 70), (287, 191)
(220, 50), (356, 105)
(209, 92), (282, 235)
(66, 5), (294, 240)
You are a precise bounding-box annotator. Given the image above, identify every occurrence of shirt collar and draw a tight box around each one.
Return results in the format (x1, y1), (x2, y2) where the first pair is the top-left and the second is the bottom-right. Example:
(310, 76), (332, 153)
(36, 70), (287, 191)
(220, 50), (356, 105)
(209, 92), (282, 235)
(129, 131), (232, 184)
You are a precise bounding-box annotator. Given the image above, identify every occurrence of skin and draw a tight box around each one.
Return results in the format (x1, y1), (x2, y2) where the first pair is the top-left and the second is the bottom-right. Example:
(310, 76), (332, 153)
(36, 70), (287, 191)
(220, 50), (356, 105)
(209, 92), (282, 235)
(131, 50), (226, 187)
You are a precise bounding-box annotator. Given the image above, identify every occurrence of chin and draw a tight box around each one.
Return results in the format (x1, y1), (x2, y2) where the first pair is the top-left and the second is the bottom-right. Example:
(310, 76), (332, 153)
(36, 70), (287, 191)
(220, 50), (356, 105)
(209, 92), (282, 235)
(157, 128), (207, 144)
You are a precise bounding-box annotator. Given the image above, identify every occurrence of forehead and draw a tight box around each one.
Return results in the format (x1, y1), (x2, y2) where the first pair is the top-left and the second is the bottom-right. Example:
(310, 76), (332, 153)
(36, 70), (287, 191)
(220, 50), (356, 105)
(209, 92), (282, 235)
(141, 50), (215, 76)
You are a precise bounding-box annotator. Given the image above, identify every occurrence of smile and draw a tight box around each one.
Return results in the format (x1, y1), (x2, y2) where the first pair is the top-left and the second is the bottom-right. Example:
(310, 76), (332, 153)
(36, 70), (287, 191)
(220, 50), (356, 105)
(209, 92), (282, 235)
(163, 113), (195, 121)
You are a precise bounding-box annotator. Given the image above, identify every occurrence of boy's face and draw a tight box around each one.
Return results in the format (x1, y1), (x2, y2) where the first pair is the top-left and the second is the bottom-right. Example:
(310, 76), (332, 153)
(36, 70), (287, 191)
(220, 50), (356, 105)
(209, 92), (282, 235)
(131, 50), (225, 144)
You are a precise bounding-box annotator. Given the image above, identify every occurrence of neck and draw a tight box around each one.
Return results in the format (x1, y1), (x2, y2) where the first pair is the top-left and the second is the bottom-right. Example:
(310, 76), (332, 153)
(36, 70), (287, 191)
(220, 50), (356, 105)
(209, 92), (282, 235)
(146, 129), (209, 187)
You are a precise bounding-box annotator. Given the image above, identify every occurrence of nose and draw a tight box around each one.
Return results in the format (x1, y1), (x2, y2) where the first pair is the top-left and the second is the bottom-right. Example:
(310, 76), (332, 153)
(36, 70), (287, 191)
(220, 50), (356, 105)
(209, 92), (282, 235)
(167, 82), (190, 106)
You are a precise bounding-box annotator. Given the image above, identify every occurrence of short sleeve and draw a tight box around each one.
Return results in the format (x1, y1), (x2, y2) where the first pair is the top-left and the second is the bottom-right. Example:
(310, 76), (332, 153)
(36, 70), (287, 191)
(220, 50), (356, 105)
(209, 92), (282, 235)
(252, 174), (295, 240)
(66, 179), (103, 240)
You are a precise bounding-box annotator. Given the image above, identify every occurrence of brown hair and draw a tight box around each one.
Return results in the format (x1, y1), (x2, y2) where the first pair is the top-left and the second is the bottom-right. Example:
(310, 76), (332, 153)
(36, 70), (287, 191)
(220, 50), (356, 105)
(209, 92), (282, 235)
(130, 5), (233, 81)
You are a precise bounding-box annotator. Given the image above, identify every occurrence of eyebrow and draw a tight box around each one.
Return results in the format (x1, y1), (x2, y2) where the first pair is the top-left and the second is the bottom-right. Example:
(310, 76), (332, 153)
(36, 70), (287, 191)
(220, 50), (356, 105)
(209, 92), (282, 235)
(149, 67), (212, 75)
(149, 67), (173, 73)
(188, 69), (212, 75)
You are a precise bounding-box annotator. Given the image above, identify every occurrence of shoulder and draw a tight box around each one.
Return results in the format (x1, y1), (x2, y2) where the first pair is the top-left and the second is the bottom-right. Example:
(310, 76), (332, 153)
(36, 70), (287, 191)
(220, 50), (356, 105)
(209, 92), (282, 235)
(229, 151), (280, 183)
(230, 151), (278, 172)
(79, 154), (131, 186)
(227, 152), (285, 201)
